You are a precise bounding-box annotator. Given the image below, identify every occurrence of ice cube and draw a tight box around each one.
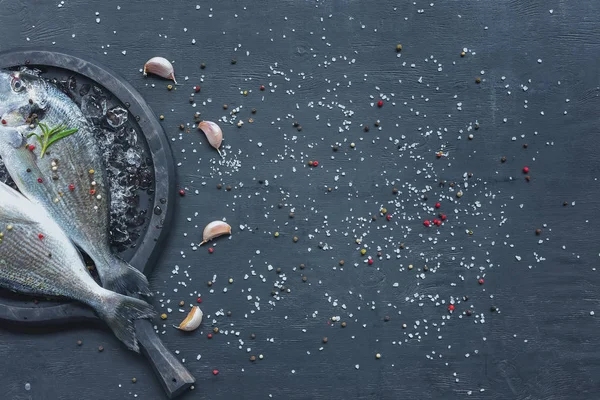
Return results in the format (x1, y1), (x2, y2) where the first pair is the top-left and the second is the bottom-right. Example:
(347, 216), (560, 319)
(106, 106), (128, 128)
(110, 226), (130, 243)
(81, 94), (107, 120)
(116, 127), (137, 146)
(125, 147), (141, 167)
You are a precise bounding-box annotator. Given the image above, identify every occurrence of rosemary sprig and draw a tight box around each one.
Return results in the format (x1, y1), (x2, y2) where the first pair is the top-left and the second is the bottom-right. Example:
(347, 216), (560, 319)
(27, 122), (78, 158)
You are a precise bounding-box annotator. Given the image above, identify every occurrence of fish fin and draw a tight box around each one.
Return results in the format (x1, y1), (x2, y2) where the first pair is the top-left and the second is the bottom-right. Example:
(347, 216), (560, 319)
(101, 254), (152, 296)
(96, 291), (156, 352)
(0, 126), (25, 148)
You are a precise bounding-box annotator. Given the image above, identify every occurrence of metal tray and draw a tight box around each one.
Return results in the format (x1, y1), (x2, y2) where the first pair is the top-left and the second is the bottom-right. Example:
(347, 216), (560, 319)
(0, 49), (194, 399)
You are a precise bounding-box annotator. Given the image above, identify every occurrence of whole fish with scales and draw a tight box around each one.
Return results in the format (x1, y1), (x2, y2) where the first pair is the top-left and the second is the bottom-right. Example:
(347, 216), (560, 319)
(0, 180), (155, 351)
(0, 69), (149, 296)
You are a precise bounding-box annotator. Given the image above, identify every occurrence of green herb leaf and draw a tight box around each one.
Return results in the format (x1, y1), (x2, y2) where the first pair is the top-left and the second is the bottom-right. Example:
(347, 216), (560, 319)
(46, 128), (78, 148)
(31, 122), (78, 158)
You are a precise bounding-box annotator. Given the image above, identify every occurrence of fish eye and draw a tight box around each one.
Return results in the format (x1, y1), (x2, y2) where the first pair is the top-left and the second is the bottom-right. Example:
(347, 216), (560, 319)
(10, 77), (24, 92)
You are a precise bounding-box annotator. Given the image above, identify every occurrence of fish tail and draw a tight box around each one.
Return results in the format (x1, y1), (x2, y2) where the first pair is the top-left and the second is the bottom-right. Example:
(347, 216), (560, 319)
(96, 290), (156, 353)
(101, 254), (152, 296)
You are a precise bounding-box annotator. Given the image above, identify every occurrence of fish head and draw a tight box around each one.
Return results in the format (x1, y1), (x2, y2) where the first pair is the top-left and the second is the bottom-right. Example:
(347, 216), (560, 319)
(0, 70), (37, 126)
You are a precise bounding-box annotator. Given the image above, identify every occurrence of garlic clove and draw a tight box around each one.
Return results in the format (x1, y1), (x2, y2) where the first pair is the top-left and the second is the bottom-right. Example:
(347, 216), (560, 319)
(200, 220), (232, 245)
(197, 121), (223, 157)
(143, 57), (178, 84)
(173, 306), (203, 331)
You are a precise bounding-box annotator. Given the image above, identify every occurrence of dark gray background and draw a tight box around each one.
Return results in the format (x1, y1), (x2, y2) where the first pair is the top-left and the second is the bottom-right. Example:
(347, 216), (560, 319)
(1, 0), (599, 399)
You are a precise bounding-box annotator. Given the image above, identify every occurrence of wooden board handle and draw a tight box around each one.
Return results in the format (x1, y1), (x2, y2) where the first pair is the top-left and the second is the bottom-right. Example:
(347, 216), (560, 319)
(135, 319), (196, 399)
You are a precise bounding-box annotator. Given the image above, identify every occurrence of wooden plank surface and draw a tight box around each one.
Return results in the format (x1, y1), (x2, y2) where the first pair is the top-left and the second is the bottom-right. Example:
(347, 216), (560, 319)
(1, 0), (599, 399)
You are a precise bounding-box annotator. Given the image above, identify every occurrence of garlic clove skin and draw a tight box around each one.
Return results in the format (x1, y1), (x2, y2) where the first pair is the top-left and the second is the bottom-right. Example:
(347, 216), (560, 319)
(143, 57), (178, 84)
(173, 306), (203, 332)
(200, 220), (232, 245)
(197, 121), (223, 157)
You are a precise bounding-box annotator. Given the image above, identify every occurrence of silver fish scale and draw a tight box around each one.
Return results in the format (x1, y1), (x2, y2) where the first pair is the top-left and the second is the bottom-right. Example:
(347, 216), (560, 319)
(0, 74), (149, 296)
(0, 181), (155, 352)
(0, 213), (100, 303)
(19, 81), (111, 256)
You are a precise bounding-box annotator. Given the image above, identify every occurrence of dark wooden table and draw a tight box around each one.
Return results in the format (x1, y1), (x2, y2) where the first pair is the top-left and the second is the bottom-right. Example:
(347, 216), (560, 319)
(1, 0), (599, 399)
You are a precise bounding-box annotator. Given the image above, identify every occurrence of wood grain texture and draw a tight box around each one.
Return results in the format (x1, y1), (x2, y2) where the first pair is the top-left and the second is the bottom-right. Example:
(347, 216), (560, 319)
(0, 0), (599, 399)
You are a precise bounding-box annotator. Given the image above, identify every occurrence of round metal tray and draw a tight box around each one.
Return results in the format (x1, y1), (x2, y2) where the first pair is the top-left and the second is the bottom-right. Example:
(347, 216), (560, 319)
(0, 49), (193, 399)
(0, 49), (173, 320)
